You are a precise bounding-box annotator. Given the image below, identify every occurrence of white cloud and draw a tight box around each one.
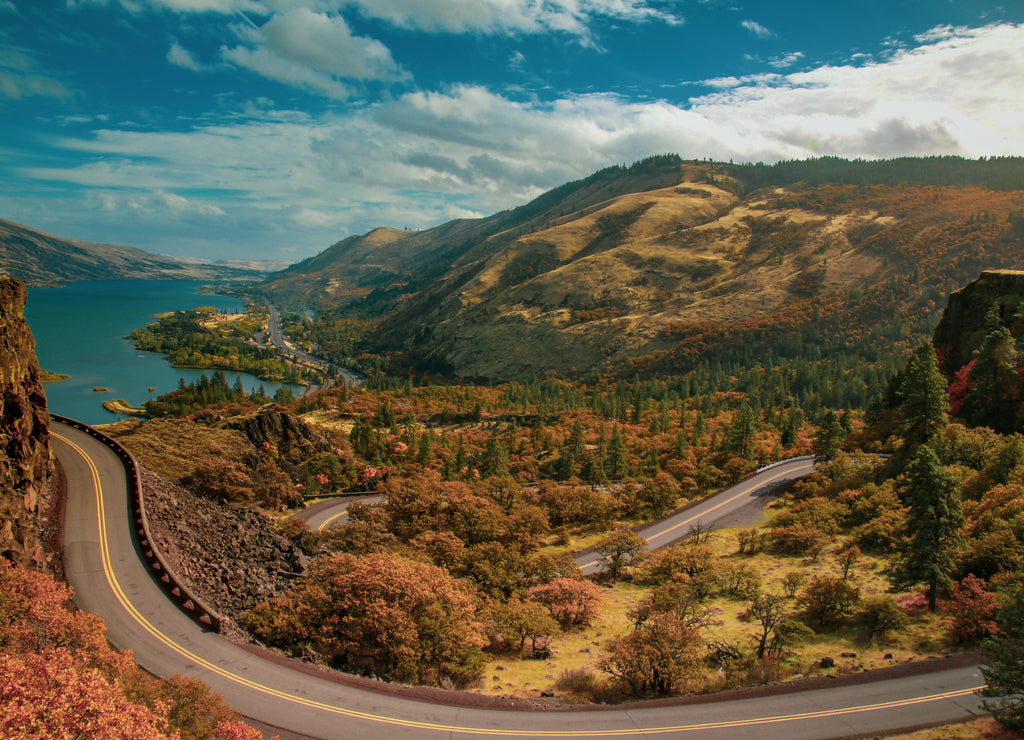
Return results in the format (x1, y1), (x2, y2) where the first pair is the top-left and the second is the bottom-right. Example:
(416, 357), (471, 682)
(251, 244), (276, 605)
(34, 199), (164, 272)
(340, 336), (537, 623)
(17, 22), (1024, 260)
(221, 8), (406, 97)
(167, 40), (204, 70)
(71, 0), (681, 39)
(0, 46), (72, 99)
(741, 19), (774, 39)
(768, 51), (804, 69)
(341, 0), (682, 36)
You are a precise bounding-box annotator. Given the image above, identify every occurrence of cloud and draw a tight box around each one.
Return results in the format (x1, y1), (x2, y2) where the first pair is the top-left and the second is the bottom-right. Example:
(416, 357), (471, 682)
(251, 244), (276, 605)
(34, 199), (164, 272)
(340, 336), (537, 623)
(167, 40), (204, 70)
(16, 23), (1024, 260)
(0, 1), (17, 13)
(342, 0), (682, 36)
(0, 46), (73, 99)
(768, 51), (804, 69)
(221, 8), (406, 97)
(741, 19), (774, 39)
(159, 190), (227, 215)
(73, 0), (682, 39)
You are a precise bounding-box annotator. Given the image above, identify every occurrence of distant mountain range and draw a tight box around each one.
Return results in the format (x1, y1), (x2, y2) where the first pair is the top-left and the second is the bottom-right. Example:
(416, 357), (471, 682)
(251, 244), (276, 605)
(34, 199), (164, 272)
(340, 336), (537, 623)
(257, 155), (1024, 382)
(0, 217), (287, 285)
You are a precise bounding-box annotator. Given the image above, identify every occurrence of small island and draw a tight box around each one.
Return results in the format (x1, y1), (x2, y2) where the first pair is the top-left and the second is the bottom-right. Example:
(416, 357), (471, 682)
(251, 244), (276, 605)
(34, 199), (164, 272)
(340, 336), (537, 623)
(102, 398), (147, 417)
(39, 369), (70, 383)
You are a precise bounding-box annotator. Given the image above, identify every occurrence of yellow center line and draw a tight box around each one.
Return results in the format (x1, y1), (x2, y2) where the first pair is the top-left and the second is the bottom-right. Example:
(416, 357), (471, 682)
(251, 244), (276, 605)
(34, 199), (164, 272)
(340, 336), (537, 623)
(54, 429), (984, 737)
(579, 462), (814, 571)
(316, 509), (348, 531)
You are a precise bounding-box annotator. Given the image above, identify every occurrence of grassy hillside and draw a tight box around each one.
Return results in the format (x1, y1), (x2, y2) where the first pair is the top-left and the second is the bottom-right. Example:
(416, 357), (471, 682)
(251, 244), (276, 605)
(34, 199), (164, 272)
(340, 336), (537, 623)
(257, 156), (1024, 384)
(0, 217), (272, 286)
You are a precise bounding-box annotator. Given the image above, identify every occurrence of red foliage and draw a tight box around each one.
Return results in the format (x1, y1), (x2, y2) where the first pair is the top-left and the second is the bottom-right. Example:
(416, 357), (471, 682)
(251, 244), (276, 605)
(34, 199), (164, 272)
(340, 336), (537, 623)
(947, 360), (977, 415)
(945, 574), (1000, 643)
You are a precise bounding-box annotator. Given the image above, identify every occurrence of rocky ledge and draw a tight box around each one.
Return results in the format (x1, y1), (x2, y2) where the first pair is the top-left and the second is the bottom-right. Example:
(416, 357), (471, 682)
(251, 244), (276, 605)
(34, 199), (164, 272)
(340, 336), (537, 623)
(140, 467), (309, 626)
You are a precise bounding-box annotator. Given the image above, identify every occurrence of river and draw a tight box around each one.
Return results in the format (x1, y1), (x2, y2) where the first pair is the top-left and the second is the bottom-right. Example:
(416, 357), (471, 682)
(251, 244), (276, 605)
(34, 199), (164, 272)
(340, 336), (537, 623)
(25, 280), (302, 425)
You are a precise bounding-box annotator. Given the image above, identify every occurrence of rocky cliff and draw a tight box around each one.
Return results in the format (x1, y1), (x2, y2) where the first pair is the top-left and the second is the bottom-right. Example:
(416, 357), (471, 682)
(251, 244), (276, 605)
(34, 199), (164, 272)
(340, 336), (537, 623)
(932, 269), (1024, 375)
(0, 278), (51, 565)
(227, 406), (334, 478)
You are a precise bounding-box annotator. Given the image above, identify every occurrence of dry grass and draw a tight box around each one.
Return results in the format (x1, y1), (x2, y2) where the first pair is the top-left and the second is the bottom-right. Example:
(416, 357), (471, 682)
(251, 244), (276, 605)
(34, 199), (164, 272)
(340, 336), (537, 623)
(885, 718), (1015, 739)
(473, 523), (953, 703)
(101, 417), (253, 482)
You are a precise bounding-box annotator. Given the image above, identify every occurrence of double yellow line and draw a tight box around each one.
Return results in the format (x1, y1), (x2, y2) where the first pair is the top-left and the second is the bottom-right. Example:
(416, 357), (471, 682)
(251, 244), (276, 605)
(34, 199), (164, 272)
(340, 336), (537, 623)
(54, 428), (985, 738)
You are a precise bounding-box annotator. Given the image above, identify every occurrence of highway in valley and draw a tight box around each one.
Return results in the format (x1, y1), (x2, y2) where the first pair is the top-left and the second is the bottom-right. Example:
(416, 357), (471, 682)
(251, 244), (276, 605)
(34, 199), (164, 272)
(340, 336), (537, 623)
(264, 303), (362, 388)
(53, 419), (988, 739)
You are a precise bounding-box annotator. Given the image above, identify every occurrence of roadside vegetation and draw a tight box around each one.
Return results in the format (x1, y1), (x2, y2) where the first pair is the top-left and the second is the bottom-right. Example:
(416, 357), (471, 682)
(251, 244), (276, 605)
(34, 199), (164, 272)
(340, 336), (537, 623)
(0, 559), (262, 739)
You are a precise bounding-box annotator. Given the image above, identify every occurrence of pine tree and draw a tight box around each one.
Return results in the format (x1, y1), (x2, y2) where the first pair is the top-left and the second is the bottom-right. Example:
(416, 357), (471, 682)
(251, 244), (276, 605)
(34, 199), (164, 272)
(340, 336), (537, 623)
(725, 404), (758, 459)
(897, 342), (948, 461)
(812, 409), (845, 461)
(890, 446), (963, 611)
(607, 425), (628, 480)
(963, 324), (1019, 433)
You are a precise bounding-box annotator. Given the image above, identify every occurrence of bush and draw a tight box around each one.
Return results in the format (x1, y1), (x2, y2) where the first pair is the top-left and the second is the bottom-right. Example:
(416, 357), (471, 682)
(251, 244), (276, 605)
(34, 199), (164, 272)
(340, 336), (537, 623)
(798, 575), (861, 627)
(859, 595), (908, 639)
(555, 667), (598, 695)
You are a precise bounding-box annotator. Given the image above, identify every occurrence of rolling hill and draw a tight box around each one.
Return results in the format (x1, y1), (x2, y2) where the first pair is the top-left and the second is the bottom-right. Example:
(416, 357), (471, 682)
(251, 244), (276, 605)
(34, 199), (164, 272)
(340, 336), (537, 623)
(259, 155), (1024, 383)
(0, 217), (281, 286)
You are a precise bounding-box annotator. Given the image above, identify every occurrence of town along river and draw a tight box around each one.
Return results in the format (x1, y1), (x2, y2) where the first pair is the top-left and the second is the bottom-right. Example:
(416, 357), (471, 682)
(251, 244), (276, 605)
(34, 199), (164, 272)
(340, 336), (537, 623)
(26, 279), (302, 425)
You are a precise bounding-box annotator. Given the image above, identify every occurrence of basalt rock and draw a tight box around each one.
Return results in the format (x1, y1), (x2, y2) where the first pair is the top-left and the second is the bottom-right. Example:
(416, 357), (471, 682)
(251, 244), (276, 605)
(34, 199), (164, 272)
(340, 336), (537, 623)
(225, 406), (333, 477)
(140, 467), (308, 621)
(933, 269), (1024, 375)
(0, 278), (51, 566)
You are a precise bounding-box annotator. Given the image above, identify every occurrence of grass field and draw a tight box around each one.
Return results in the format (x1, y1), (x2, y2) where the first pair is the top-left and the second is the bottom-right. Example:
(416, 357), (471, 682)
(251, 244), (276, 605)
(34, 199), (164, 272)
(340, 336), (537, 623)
(472, 522), (951, 703)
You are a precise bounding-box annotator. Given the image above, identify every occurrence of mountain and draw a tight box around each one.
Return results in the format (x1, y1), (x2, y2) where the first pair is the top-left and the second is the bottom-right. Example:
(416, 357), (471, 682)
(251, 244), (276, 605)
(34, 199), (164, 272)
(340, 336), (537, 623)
(0, 218), (278, 285)
(258, 155), (1024, 382)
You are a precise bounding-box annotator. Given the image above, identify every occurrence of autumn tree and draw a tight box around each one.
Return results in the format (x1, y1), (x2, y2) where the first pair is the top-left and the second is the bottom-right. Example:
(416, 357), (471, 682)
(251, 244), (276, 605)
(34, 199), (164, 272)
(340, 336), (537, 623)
(982, 582), (1024, 731)
(241, 552), (488, 686)
(490, 597), (559, 656)
(599, 614), (703, 696)
(594, 527), (648, 580)
(798, 575), (861, 627)
(526, 578), (603, 631)
(890, 446), (964, 611)
(739, 593), (788, 660)
(945, 575), (1000, 643)
(836, 545), (861, 580)
(0, 649), (177, 740)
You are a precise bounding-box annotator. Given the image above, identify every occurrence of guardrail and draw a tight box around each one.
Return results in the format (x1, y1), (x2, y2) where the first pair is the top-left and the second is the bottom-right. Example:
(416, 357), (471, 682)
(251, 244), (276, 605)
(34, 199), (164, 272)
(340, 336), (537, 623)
(52, 414), (223, 632)
(755, 454), (816, 473)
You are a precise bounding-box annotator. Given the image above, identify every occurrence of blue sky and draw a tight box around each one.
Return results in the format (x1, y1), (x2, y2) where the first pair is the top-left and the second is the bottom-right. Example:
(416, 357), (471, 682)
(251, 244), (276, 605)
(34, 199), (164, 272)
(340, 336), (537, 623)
(2, 0), (1023, 263)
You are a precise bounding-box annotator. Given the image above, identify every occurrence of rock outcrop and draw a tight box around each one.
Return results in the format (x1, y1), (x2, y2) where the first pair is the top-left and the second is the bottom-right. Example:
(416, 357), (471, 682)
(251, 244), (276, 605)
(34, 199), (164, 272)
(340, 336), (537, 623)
(140, 467), (308, 622)
(0, 278), (51, 565)
(933, 269), (1024, 375)
(227, 406), (333, 477)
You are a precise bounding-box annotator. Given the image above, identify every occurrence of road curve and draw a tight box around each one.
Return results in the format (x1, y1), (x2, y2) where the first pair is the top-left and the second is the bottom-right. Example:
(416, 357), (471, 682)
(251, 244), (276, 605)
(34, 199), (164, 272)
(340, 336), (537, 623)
(302, 457), (816, 573)
(54, 420), (988, 739)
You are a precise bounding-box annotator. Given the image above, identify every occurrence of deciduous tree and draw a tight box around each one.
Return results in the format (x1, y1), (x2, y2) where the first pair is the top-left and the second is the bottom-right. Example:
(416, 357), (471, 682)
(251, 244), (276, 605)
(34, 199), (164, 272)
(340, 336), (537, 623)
(594, 528), (648, 580)
(526, 578), (603, 631)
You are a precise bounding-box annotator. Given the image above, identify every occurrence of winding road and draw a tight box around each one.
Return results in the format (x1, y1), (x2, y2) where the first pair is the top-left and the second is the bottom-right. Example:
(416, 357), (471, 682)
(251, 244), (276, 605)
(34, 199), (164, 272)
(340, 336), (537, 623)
(54, 419), (988, 739)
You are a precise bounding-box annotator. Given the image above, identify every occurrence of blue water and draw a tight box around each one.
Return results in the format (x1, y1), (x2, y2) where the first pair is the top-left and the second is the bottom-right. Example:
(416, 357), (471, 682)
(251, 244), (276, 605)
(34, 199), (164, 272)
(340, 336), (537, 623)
(24, 280), (302, 425)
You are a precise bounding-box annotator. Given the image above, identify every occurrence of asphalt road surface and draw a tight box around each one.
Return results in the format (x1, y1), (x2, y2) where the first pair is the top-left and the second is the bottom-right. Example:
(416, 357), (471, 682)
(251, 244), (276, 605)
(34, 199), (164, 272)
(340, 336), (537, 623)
(53, 420), (988, 740)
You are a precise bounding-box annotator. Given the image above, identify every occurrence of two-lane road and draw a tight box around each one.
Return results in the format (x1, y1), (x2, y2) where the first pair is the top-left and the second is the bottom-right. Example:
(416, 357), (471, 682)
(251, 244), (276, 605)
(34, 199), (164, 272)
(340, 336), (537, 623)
(54, 421), (987, 739)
